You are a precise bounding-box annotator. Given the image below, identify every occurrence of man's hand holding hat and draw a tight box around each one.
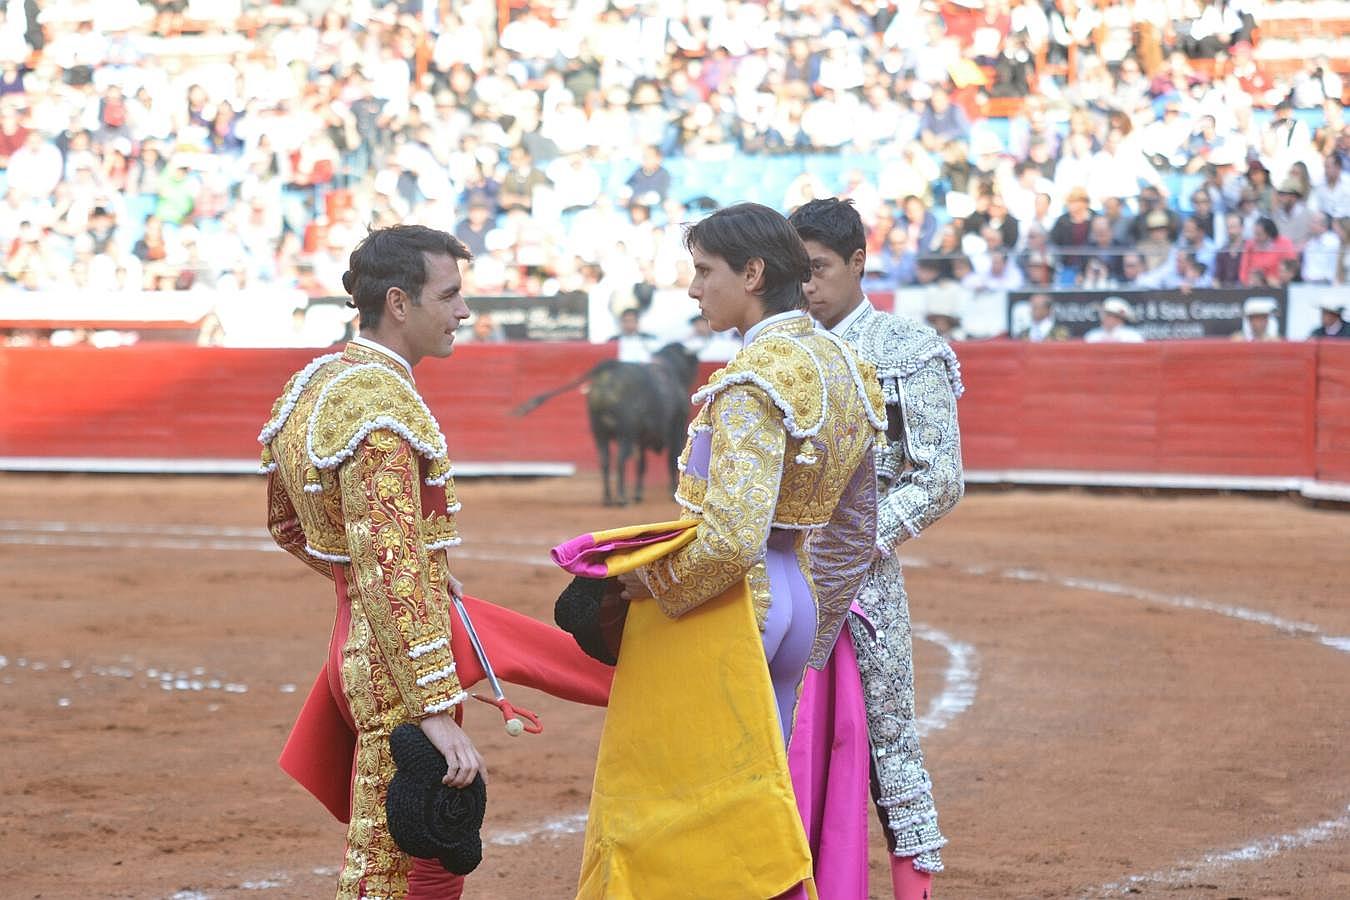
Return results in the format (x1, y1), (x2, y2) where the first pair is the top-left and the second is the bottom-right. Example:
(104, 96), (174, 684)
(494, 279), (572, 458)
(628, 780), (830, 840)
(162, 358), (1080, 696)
(386, 723), (488, 875)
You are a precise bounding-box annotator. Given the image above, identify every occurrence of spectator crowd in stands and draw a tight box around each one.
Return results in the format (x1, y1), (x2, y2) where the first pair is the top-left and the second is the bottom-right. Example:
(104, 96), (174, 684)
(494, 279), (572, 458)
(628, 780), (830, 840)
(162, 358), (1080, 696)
(0, 0), (1348, 346)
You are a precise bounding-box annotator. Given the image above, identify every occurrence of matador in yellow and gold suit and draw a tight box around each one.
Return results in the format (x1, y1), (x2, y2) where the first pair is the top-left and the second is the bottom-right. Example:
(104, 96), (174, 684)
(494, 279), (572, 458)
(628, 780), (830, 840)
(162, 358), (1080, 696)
(575, 309), (889, 900)
(260, 337), (612, 900)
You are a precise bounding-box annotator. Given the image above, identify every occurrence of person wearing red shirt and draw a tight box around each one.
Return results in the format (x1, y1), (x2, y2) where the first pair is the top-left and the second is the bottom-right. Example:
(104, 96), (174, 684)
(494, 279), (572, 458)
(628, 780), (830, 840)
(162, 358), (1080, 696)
(1238, 217), (1297, 285)
(1230, 42), (1271, 100)
(0, 106), (28, 170)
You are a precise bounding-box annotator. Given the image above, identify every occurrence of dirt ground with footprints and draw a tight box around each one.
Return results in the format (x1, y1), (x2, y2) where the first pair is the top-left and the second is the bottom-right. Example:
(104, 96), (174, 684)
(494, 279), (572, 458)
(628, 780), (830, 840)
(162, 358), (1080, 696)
(2, 473), (1347, 899)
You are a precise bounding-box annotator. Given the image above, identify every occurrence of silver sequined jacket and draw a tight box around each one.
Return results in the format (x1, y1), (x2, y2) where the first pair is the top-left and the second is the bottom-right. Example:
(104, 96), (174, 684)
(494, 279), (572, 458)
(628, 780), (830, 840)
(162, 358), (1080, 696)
(832, 300), (965, 873)
(840, 304), (965, 552)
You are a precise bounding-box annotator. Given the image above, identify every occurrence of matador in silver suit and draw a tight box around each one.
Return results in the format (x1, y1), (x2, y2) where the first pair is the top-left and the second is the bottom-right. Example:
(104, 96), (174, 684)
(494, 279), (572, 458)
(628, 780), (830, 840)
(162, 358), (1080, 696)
(829, 297), (965, 873)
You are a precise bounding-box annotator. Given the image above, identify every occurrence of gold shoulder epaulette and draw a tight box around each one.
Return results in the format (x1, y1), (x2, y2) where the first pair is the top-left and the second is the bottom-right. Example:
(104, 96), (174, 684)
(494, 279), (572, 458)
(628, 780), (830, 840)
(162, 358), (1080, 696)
(307, 363), (451, 485)
(692, 334), (826, 438)
(256, 352), (344, 473)
(813, 330), (888, 431)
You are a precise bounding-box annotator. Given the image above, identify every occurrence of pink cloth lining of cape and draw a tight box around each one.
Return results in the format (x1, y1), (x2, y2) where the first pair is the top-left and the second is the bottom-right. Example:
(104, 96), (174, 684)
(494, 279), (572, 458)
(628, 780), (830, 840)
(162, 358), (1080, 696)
(550, 530), (687, 577)
(788, 624), (872, 899)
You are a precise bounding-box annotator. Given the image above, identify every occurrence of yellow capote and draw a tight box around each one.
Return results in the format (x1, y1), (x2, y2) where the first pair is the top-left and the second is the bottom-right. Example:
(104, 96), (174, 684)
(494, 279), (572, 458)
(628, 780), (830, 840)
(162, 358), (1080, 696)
(571, 521), (817, 900)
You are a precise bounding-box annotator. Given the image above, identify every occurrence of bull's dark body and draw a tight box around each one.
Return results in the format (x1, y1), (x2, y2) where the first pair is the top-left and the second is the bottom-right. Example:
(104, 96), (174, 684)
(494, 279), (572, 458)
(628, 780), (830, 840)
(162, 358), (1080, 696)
(514, 343), (699, 506)
(587, 345), (697, 505)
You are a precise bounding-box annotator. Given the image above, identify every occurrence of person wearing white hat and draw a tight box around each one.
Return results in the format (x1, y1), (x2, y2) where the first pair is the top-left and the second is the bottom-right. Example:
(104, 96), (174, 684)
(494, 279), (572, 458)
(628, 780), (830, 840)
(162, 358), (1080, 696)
(1233, 296), (1282, 342)
(1308, 298), (1349, 339)
(970, 130), (1006, 179)
(1085, 296), (1145, 343)
(970, 131), (1004, 158)
(1272, 177), (1315, 248)
(924, 282), (968, 340)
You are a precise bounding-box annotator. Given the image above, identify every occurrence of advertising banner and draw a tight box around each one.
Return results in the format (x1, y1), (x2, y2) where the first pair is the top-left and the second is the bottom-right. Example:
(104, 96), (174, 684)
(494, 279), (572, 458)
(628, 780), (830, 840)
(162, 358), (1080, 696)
(1007, 288), (1289, 340)
(468, 292), (590, 342)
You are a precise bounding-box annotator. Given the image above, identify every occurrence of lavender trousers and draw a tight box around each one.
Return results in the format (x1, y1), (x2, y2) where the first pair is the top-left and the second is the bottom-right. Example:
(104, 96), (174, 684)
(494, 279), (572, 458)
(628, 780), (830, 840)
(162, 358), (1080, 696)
(761, 527), (818, 745)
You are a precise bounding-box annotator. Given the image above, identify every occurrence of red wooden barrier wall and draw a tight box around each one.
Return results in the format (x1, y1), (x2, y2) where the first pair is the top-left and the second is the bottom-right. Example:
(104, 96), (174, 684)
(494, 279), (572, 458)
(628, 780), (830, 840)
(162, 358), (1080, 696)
(1316, 342), (1350, 484)
(2, 341), (1348, 487)
(0, 343), (615, 466)
(950, 341), (1320, 477)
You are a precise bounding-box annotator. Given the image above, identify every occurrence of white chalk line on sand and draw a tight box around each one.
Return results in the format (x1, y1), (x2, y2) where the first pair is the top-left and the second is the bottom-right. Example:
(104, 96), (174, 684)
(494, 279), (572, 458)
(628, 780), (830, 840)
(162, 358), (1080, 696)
(903, 556), (1350, 656)
(488, 812), (591, 846)
(913, 625), (979, 737)
(187, 809), (1350, 900)
(1087, 804), (1350, 898)
(168, 867), (341, 899)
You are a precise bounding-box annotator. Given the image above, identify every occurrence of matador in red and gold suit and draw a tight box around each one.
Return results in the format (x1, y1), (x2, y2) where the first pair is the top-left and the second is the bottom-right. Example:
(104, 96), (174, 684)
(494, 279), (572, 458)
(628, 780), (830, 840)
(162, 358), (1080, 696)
(260, 337), (613, 900)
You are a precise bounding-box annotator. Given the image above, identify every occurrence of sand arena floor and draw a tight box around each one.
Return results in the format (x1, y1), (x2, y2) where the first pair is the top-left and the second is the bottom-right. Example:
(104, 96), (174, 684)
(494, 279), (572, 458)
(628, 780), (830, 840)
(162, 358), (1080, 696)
(1, 473), (1347, 899)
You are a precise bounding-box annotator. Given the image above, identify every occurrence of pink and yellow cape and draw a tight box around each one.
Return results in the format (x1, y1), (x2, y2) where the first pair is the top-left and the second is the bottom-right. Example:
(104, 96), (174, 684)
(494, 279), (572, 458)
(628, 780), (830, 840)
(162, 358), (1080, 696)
(553, 520), (817, 900)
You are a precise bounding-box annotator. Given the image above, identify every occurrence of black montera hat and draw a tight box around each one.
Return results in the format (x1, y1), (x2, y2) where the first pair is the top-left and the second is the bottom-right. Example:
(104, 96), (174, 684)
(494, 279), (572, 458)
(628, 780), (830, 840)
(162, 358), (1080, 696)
(554, 575), (627, 666)
(385, 723), (487, 875)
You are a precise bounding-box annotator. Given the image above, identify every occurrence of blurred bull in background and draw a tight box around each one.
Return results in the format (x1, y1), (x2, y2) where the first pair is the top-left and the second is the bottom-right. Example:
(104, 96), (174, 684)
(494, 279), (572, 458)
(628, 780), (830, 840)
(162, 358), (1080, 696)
(513, 343), (699, 506)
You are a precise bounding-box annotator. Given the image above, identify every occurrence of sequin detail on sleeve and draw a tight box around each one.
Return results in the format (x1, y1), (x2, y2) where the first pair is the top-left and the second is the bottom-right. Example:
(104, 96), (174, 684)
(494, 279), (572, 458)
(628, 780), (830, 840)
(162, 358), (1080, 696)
(266, 469), (336, 579)
(641, 385), (786, 618)
(876, 356), (964, 551)
(341, 430), (465, 716)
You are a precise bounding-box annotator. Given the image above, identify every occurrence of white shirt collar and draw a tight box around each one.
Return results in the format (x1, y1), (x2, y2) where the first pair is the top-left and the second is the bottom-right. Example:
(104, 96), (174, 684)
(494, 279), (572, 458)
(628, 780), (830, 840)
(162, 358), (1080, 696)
(824, 296), (873, 336)
(351, 335), (414, 379)
(742, 309), (807, 346)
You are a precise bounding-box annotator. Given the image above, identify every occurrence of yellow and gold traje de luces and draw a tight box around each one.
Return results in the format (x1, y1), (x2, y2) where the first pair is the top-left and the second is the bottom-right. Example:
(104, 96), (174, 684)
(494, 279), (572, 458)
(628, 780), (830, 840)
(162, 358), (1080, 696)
(559, 521), (817, 900)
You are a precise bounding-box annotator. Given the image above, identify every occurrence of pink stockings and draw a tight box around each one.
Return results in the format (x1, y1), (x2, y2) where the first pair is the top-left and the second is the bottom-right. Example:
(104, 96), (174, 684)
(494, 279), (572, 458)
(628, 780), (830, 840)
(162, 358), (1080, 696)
(891, 854), (934, 900)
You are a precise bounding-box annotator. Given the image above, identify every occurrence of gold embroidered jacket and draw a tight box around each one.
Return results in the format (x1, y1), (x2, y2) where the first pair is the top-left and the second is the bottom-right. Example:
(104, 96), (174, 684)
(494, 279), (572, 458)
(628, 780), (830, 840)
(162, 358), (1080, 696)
(260, 341), (466, 717)
(639, 313), (887, 666)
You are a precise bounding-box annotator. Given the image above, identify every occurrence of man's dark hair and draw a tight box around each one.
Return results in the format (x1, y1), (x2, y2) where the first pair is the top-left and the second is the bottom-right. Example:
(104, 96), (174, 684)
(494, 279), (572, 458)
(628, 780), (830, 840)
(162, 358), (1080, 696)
(343, 225), (471, 330)
(683, 202), (811, 314)
(1255, 217), (1279, 241)
(788, 197), (866, 266)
